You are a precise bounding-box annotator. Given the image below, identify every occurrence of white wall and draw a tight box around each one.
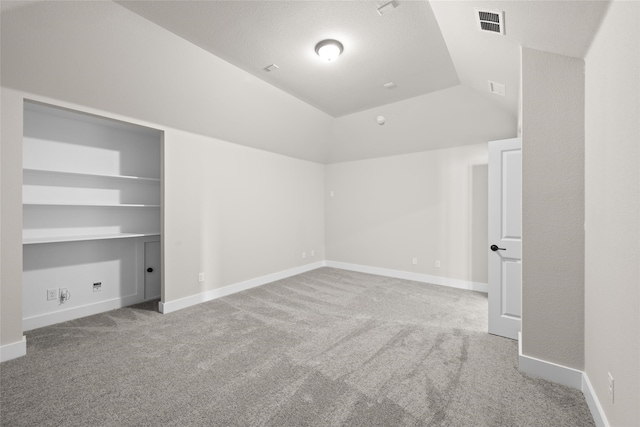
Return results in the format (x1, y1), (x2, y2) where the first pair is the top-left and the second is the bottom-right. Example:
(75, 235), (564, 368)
(163, 128), (324, 303)
(584, 1), (640, 425)
(22, 236), (159, 329)
(521, 47), (585, 369)
(325, 144), (488, 286)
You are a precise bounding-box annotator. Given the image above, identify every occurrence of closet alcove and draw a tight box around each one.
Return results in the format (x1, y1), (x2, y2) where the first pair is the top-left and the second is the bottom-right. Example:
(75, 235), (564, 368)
(22, 101), (162, 330)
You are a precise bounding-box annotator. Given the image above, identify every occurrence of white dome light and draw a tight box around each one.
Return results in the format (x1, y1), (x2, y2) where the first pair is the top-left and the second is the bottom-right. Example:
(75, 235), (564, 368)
(315, 39), (344, 62)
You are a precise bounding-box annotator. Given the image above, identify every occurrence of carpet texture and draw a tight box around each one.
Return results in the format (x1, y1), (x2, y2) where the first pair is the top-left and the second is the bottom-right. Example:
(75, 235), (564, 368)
(1, 267), (594, 426)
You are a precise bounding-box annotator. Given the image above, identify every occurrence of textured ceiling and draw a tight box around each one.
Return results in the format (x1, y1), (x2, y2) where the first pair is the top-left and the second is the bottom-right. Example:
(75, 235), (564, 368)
(116, 0), (460, 117)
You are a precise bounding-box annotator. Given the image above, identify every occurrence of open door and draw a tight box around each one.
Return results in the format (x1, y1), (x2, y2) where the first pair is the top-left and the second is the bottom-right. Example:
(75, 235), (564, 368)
(488, 138), (522, 340)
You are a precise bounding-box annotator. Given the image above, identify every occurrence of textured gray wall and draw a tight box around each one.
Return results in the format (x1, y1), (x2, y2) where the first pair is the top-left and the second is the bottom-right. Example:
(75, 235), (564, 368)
(0, 89), (24, 348)
(584, 1), (640, 425)
(521, 47), (585, 369)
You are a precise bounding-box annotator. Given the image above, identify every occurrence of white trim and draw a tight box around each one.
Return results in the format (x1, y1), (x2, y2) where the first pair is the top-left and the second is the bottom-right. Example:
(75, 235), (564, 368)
(325, 261), (488, 293)
(23, 294), (145, 331)
(517, 334), (610, 426)
(582, 373), (610, 427)
(0, 336), (27, 362)
(159, 261), (325, 314)
(517, 332), (583, 389)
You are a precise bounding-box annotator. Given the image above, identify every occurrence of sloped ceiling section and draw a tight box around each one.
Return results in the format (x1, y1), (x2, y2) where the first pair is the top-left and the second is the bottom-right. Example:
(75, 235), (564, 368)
(0, 1), (334, 162)
(116, 0), (460, 118)
(328, 85), (516, 163)
(430, 0), (611, 121)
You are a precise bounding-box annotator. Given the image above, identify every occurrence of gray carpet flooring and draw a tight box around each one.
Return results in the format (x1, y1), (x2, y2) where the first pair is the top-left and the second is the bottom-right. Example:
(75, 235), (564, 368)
(1, 267), (594, 426)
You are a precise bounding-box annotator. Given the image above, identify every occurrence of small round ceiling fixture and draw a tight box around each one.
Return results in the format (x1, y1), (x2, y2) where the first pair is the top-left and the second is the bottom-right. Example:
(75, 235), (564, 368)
(315, 39), (344, 62)
(376, 116), (386, 125)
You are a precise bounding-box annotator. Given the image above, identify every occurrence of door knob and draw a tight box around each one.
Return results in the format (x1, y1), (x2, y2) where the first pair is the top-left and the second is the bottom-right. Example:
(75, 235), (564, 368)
(146, 267), (153, 273)
(490, 244), (506, 251)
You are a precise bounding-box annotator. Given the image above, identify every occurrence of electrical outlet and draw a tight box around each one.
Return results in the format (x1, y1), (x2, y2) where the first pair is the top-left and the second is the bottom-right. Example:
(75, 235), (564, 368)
(412, 257), (418, 265)
(435, 260), (441, 268)
(47, 288), (58, 301)
(311, 249), (315, 257)
(608, 372), (614, 403)
(93, 282), (102, 292)
(302, 252), (306, 259)
(198, 272), (205, 283)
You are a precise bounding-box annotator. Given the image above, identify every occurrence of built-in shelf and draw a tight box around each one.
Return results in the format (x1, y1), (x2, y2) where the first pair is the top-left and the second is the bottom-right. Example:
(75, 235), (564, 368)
(22, 100), (163, 328)
(23, 232), (161, 245)
(23, 203), (160, 208)
(23, 168), (160, 183)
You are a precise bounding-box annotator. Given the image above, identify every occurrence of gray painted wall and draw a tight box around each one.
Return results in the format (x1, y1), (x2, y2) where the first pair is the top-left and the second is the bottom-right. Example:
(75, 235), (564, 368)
(0, 89), (24, 346)
(521, 47), (585, 369)
(584, 1), (640, 425)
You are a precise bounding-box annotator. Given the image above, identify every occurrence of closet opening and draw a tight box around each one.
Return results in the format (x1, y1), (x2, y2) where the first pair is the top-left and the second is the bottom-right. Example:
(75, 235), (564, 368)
(22, 100), (163, 330)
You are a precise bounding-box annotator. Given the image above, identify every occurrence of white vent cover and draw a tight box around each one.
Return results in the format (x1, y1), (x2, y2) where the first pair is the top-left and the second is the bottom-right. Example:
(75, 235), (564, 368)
(377, 1), (398, 16)
(475, 8), (505, 35)
(488, 81), (506, 96)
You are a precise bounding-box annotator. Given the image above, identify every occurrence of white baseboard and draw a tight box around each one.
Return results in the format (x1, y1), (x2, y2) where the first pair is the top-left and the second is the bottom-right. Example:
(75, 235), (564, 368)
(518, 333), (610, 426)
(582, 373), (610, 427)
(23, 294), (145, 331)
(325, 261), (488, 293)
(159, 261), (325, 314)
(0, 336), (26, 362)
(517, 332), (583, 389)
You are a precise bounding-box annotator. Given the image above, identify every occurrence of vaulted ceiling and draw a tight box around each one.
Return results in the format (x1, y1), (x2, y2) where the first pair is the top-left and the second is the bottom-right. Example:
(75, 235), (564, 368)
(0, 0), (612, 163)
(116, 0), (610, 121)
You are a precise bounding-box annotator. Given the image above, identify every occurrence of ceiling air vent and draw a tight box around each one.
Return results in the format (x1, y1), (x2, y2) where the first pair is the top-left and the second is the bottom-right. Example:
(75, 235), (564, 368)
(475, 8), (505, 35)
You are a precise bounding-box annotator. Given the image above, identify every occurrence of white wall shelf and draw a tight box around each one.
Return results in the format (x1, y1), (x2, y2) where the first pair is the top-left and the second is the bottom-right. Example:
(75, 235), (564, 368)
(22, 101), (162, 244)
(23, 168), (160, 183)
(23, 203), (161, 208)
(23, 232), (161, 245)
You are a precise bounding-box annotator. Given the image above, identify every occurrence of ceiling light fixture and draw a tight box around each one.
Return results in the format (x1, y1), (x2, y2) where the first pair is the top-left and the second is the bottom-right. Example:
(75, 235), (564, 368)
(315, 39), (344, 62)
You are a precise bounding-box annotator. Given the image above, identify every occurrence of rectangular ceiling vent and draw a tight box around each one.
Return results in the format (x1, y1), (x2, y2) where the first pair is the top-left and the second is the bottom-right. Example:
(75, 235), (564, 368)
(475, 8), (505, 35)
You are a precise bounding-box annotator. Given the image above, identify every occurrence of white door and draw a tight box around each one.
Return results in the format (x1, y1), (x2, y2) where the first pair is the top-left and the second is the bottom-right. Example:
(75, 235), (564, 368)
(488, 138), (522, 340)
(144, 241), (161, 300)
